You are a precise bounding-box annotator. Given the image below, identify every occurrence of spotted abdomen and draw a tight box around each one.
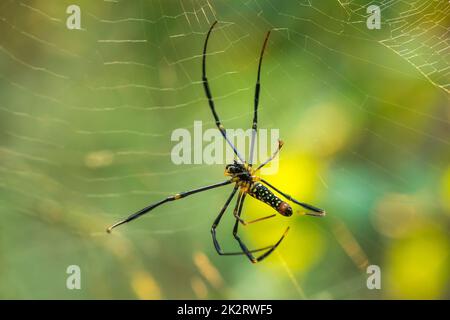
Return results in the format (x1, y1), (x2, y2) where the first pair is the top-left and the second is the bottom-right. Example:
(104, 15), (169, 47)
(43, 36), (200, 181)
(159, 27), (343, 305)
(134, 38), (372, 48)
(249, 183), (292, 216)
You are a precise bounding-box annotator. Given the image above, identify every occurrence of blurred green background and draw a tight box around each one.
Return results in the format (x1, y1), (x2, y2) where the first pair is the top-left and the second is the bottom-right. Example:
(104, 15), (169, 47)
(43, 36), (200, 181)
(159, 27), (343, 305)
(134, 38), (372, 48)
(0, 0), (449, 299)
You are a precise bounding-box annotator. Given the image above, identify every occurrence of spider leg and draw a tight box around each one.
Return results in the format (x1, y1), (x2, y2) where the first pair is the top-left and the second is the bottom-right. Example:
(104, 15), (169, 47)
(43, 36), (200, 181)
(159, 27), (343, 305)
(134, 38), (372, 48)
(254, 139), (283, 172)
(249, 30), (271, 166)
(234, 212), (276, 226)
(211, 188), (274, 256)
(107, 180), (233, 232)
(233, 192), (276, 226)
(202, 21), (245, 163)
(233, 193), (290, 263)
(261, 179), (326, 216)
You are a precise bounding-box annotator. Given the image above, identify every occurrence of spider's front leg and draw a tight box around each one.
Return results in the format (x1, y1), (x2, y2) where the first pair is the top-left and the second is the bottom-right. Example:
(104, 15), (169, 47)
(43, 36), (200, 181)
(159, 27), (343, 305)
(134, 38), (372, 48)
(232, 193), (290, 263)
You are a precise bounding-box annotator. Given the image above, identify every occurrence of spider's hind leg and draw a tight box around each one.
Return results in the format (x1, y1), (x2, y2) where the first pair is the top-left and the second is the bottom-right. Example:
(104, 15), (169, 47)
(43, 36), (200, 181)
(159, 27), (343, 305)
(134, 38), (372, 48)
(211, 188), (274, 256)
(232, 192), (276, 226)
(232, 193), (289, 263)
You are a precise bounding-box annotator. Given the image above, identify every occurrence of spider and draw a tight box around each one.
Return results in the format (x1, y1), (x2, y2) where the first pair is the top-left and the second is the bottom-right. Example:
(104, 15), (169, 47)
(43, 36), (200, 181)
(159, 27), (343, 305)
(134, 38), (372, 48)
(107, 21), (325, 263)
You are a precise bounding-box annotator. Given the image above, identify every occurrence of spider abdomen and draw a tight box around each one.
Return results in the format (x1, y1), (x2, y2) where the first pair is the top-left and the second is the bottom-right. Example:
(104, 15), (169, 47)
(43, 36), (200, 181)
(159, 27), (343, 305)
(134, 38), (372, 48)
(249, 183), (292, 216)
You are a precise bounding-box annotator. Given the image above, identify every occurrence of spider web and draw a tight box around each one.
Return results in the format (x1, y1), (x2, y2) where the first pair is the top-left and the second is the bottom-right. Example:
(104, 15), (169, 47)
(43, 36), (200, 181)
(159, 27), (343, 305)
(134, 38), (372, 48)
(0, 0), (448, 299)
(339, 0), (450, 93)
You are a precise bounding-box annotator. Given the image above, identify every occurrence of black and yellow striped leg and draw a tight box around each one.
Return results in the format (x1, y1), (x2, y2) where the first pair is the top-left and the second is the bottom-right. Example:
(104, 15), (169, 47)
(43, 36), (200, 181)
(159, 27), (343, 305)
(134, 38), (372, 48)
(261, 179), (326, 216)
(211, 187), (272, 256)
(203, 21), (245, 163)
(232, 193), (290, 263)
(107, 180), (233, 232)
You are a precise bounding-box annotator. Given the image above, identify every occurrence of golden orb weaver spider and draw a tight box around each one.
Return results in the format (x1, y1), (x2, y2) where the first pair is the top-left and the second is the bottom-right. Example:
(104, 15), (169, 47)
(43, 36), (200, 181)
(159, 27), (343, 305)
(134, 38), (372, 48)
(107, 21), (326, 263)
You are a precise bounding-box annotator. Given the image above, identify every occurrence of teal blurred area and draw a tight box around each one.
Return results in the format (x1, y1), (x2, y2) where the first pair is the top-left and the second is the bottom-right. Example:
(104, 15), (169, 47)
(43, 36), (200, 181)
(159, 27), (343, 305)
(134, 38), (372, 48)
(0, 0), (448, 299)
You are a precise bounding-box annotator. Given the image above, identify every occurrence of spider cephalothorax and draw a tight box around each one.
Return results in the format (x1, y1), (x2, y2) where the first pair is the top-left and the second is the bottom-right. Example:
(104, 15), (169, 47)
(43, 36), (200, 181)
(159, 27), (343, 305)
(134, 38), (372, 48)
(225, 161), (247, 175)
(107, 21), (325, 264)
(225, 161), (252, 180)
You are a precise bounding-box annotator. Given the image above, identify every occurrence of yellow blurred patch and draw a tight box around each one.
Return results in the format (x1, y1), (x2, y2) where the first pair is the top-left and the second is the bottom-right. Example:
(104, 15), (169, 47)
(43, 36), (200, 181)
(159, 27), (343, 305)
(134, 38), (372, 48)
(191, 276), (208, 299)
(131, 270), (161, 300)
(332, 218), (369, 270)
(295, 103), (354, 157)
(386, 227), (449, 299)
(84, 150), (114, 168)
(193, 251), (224, 289)
(372, 193), (422, 238)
